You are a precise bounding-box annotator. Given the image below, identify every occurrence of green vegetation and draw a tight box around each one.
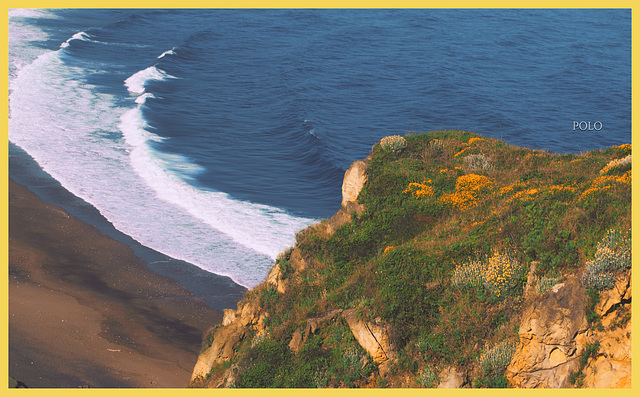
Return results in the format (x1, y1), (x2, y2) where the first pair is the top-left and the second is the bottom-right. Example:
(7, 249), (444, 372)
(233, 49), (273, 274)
(569, 342), (601, 387)
(199, 131), (631, 388)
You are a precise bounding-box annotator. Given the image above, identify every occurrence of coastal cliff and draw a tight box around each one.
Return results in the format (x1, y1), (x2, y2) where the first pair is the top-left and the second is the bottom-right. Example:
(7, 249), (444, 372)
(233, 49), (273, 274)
(189, 131), (631, 388)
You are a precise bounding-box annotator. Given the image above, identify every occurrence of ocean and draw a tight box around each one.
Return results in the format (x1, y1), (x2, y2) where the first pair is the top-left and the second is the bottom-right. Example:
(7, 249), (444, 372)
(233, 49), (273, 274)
(8, 9), (632, 298)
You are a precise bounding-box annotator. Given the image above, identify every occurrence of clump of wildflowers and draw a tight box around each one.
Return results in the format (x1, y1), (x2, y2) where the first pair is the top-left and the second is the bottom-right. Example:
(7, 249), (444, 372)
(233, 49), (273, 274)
(452, 260), (484, 288)
(600, 154), (631, 175)
(580, 171), (631, 201)
(440, 174), (493, 211)
(477, 341), (517, 376)
(453, 252), (527, 298)
(582, 229), (631, 290)
(380, 135), (407, 152)
(454, 147), (470, 158)
(468, 137), (486, 145)
(507, 188), (539, 203)
(404, 180), (435, 199)
(483, 253), (528, 298)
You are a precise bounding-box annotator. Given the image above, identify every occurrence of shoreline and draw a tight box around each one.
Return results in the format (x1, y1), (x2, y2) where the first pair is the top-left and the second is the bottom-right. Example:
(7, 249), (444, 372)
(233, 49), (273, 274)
(8, 142), (247, 311)
(8, 178), (228, 387)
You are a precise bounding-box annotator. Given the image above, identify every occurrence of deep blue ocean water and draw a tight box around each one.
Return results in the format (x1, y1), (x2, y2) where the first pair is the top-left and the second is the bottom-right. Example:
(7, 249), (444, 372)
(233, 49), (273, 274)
(8, 9), (631, 289)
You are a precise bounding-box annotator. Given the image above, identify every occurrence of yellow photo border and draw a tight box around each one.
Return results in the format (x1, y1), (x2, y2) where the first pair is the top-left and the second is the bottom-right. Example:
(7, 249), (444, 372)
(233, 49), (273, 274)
(2, 3), (636, 397)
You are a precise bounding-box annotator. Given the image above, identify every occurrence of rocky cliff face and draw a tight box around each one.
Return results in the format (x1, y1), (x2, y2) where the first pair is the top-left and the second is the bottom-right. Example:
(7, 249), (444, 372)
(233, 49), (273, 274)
(189, 153), (631, 389)
(506, 268), (631, 388)
(190, 156), (375, 387)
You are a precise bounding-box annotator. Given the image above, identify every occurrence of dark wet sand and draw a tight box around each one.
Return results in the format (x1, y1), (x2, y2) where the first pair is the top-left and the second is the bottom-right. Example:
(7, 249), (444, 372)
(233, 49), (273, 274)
(8, 178), (224, 388)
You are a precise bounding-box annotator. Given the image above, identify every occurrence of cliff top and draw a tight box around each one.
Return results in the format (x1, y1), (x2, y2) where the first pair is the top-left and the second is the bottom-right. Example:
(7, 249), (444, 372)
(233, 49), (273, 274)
(191, 130), (631, 388)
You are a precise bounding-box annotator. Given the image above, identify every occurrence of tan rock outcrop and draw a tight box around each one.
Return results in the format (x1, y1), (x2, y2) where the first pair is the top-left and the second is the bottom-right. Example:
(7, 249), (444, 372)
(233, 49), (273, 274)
(341, 159), (368, 210)
(507, 268), (632, 389)
(582, 268), (631, 388)
(506, 275), (588, 388)
(342, 309), (396, 364)
(437, 366), (467, 388)
(265, 264), (286, 294)
(191, 322), (246, 381)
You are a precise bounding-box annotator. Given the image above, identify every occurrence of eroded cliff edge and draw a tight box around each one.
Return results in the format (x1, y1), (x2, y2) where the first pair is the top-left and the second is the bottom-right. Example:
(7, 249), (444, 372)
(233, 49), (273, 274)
(189, 131), (631, 388)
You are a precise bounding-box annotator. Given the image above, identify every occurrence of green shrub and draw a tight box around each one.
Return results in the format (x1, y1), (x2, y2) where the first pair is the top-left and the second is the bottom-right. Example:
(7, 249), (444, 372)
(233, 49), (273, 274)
(416, 366), (439, 388)
(477, 340), (517, 377)
(234, 338), (292, 388)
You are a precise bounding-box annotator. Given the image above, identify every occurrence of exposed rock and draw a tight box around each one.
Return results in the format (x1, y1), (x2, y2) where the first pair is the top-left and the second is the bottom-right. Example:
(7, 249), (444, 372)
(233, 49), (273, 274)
(582, 317), (631, 388)
(377, 359), (395, 378)
(342, 309), (396, 364)
(341, 157), (370, 215)
(238, 300), (260, 327)
(288, 247), (308, 273)
(437, 366), (467, 388)
(191, 322), (246, 381)
(307, 309), (343, 335)
(325, 208), (354, 235)
(288, 328), (304, 354)
(582, 268), (631, 388)
(595, 268), (631, 316)
(506, 275), (588, 388)
(222, 309), (236, 326)
(266, 264), (286, 294)
(288, 309), (344, 354)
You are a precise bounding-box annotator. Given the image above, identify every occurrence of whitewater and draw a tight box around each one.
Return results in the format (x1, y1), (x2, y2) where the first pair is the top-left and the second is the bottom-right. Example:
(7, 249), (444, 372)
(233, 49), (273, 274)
(8, 9), (316, 288)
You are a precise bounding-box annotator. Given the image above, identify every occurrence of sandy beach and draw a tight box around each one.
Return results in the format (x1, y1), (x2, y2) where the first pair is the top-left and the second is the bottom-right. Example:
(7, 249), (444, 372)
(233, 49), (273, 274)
(8, 178), (226, 388)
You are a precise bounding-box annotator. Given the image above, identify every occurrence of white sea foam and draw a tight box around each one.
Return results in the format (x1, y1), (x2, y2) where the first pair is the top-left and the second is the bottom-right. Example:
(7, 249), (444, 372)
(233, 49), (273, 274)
(124, 65), (177, 95)
(122, 60), (316, 260)
(8, 26), (316, 288)
(60, 31), (93, 48)
(158, 48), (176, 58)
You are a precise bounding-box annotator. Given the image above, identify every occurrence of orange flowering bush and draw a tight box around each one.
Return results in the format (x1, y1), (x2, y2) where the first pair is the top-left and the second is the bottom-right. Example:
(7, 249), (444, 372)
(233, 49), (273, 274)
(600, 154), (631, 175)
(580, 172), (630, 201)
(440, 174), (493, 210)
(468, 137), (486, 145)
(454, 147), (470, 158)
(403, 180), (435, 199)
(546, 185), (577, 195)
(507, 188), (539, 203)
